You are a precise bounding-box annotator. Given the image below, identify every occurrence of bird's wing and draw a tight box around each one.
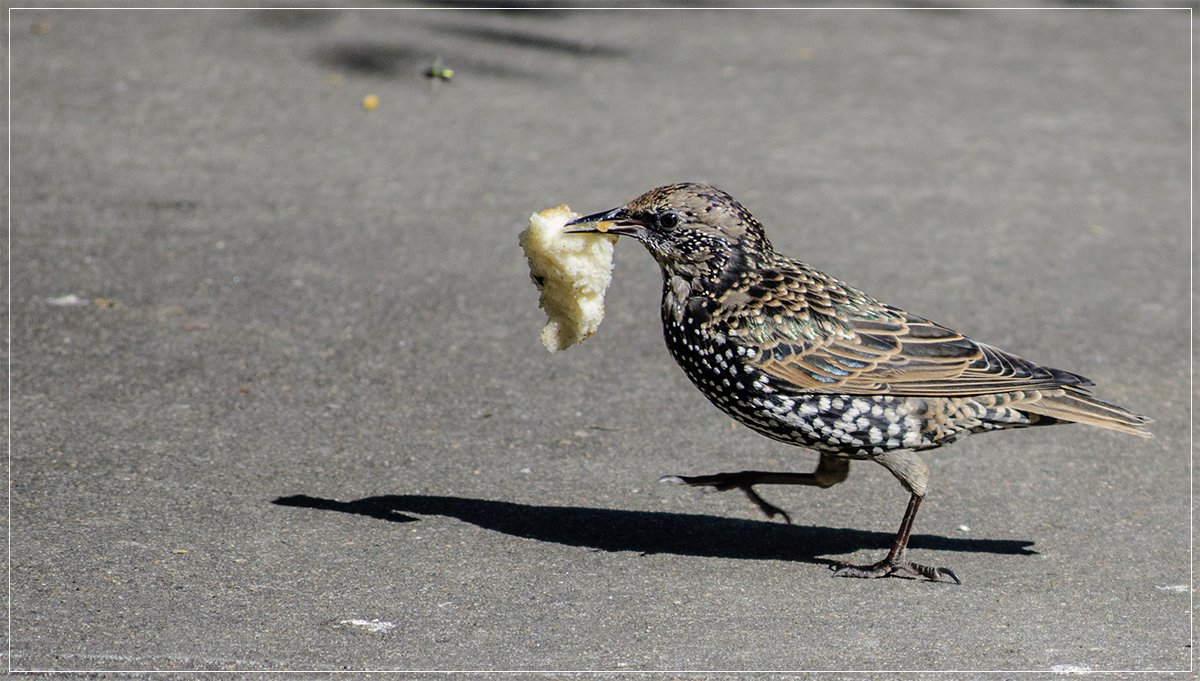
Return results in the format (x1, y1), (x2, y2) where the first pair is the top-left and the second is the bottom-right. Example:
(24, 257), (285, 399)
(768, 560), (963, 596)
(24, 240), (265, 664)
(720, 270), (1091, 397)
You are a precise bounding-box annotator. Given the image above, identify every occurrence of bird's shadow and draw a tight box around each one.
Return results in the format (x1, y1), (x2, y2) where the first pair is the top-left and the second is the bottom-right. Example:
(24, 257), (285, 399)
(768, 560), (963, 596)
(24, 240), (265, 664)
(273, 494), (1036, 568)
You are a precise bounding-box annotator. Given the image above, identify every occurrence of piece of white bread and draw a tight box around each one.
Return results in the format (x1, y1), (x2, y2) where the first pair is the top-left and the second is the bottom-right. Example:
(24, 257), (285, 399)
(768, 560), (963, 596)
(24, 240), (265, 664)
(519, 205), (617, 352)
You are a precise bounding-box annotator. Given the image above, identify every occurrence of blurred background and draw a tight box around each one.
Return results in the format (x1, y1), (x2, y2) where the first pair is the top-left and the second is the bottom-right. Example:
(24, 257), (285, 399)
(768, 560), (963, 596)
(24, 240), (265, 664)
(9, 5), (1190, 674)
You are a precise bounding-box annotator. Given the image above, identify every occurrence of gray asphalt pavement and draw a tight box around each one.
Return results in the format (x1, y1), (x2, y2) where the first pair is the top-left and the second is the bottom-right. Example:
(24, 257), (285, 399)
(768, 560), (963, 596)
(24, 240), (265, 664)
(8, 5), (1192, 677)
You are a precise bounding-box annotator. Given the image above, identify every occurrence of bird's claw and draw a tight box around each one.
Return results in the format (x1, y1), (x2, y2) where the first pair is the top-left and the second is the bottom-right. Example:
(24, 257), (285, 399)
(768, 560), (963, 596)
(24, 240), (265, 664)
(831, 557), (961, 585)
(658, 473), (740, 491)
(658, 473), (792, 524)
(739, 485), (792, 524)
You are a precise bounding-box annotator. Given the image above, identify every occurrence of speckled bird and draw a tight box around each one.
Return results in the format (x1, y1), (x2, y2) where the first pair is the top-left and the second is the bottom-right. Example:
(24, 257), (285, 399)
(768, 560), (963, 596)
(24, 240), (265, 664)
(566, 182), (1151, 583)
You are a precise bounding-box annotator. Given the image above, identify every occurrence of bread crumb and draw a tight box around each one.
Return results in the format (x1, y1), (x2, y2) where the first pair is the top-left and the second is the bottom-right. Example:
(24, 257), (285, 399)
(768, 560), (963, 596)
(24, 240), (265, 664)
(519, 205), (617, 352)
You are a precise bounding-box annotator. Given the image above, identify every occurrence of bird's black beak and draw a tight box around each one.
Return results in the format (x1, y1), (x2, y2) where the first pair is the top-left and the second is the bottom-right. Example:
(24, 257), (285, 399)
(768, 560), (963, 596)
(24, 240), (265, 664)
(564, 207), (645, 237)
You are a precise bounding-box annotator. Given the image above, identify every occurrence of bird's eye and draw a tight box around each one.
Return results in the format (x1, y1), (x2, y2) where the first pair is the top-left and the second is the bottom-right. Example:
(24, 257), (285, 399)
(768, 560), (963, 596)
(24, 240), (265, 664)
(658, 212), (679, 230)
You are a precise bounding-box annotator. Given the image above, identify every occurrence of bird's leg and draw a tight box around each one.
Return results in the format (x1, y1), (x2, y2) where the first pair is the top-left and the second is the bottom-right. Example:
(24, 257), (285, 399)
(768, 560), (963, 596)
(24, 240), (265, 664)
(660, 455), (850, 524)
(831, 493), (961, 584)
(660, 471), (799, 523)
(830, 450), (960, 583)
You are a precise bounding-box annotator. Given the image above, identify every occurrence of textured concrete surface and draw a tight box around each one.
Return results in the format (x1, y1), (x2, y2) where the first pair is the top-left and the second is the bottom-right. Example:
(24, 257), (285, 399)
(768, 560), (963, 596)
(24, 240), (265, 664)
(8, 5), (1192, 677)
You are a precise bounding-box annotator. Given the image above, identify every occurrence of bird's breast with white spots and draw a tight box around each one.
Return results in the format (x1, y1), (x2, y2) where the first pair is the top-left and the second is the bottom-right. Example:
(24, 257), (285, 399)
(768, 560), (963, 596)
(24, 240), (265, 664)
(661, 309), (940, 457)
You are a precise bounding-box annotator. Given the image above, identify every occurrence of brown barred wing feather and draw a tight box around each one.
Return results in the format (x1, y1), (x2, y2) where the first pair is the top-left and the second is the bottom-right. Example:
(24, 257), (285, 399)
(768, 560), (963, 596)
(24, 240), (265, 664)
(724, 271), (1093, 398)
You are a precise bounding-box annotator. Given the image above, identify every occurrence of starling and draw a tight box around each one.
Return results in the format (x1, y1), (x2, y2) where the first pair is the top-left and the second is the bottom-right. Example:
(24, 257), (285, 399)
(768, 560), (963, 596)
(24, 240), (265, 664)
(566, 182), (1151, 583)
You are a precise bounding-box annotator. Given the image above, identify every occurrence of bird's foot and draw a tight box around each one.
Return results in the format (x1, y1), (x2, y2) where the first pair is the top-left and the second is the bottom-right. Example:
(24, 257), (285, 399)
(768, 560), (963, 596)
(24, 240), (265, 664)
(659, 473), (792, 524)
(831, 556), (960, 584)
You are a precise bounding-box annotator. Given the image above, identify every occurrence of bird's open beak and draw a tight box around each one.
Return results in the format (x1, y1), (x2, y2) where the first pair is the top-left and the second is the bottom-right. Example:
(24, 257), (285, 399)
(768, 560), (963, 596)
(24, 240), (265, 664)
(564, 207), (645, 237)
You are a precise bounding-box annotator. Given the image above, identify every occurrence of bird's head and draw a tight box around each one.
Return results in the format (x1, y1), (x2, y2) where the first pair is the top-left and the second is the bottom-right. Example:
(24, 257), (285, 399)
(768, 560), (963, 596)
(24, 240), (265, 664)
(566, 183), (774, 279)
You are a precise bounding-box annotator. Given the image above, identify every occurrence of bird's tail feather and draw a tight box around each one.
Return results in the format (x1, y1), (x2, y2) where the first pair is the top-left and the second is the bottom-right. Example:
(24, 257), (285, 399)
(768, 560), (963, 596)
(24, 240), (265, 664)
(1021, 388), (1153, 438)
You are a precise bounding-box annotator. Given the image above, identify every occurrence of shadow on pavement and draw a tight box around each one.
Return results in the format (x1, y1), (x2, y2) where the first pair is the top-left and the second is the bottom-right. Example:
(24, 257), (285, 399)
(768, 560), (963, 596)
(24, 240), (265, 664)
(273, 494), (1037, 569)
(426, 24), (628, 58)
(249, 9), (345, 31)
(313, 41), (534, 80)
(410, 1), (575, 14)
